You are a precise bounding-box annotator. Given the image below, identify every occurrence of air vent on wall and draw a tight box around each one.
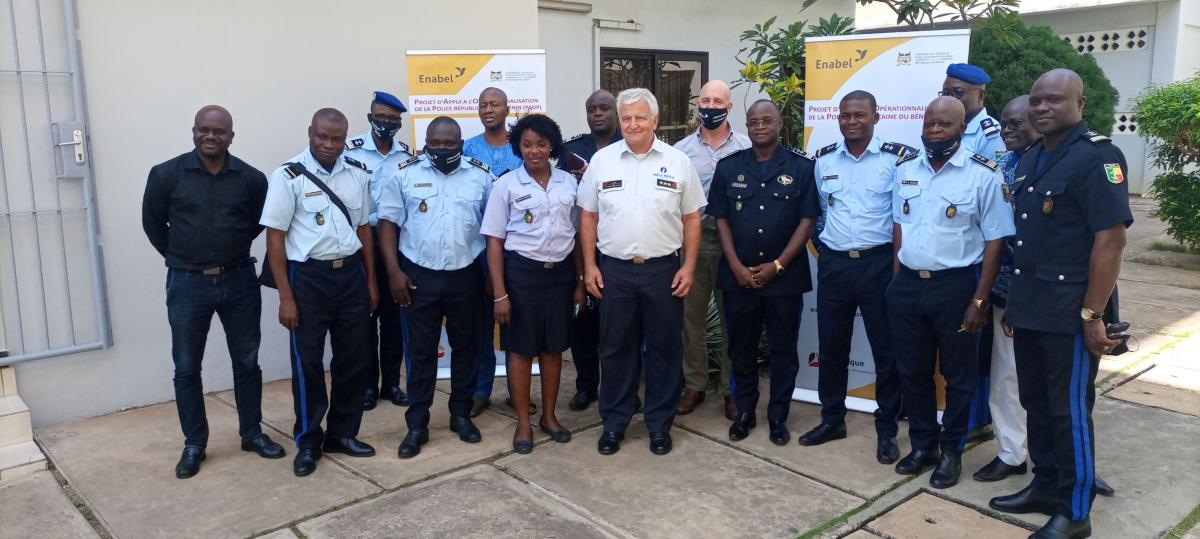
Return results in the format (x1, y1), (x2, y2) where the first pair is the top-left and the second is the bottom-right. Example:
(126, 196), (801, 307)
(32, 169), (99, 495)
(1060, 27), (1149, 54)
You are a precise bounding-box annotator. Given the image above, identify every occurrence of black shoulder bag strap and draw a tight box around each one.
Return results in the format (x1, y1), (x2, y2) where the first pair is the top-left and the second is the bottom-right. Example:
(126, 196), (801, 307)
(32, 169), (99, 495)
(259, 161), (356, 289)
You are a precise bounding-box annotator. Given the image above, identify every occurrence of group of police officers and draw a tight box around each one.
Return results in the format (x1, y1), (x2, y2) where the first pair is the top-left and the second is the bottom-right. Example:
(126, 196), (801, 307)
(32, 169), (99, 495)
(144, 61), (1130, 539)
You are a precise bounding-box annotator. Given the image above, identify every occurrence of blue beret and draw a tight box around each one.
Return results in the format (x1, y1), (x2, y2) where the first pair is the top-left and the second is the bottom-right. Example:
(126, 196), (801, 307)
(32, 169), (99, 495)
(946, 63), (990, 85)
(372, 91), (407, 113)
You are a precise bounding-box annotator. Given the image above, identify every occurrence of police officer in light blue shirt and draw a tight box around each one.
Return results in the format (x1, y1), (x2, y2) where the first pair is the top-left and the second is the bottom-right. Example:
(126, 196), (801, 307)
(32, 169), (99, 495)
(942, 63), (1005, 162)
(377, 116), (494, 459)
(345, 91), (414, 411)
(886, 97), (1013, 490)
(799, 91), (914, 464)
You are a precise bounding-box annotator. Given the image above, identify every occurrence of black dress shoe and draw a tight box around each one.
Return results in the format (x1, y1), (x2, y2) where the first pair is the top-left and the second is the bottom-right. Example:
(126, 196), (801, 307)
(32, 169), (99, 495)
(973, 456), (1027, 482)
(470, 395), (490, 417)
(397, 429), (429, 459)
(798, 423), (847, 446)
(383, 386), (410, 406)
(362, 388), (379, 411)
(988, 483), (1058, 515)
(876, 437), (900, 464)
(895, 448), (940, 475)
(241, 433), (286, 459)
(175, 446), (205, 479)
(1031, 515), (1091, 539)
(322, 437), (376, 457)
(293, 449), (320, 477)
(538, 420), (572, 443)
(568, 391), (596, 411)
(1094, 476), (1114, 497)
(597, 431), (623, 455)
(649, 432), (672, 455)
(512, 438), (533, 454)
(728, 413), (756, 441)
(929, 451), (962, 489)
(449, 416), (482, 443)
(768, 420), (790, 446)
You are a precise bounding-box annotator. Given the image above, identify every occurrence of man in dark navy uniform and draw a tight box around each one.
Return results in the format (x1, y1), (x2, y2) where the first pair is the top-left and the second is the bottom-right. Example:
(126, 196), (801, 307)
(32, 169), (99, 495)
(989, 69), (1132, 539)
(707, 99), (820, 445)
(559, 89), (621, 411)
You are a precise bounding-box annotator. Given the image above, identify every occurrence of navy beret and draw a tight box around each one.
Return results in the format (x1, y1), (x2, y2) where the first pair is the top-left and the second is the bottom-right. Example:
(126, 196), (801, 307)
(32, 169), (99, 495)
(372, 91), (407, 113)
(946, 63), (991, 85)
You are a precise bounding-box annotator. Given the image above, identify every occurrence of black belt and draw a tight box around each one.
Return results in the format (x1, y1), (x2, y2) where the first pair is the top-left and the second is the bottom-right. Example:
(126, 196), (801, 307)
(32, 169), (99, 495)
(182, 258), (256, 276)
(901, 264), (977, 279)
(506, 251), (569, 269)
(824, 243), (892, 259)
(601, 252), (678, 265)
(302, 252), (361, 269)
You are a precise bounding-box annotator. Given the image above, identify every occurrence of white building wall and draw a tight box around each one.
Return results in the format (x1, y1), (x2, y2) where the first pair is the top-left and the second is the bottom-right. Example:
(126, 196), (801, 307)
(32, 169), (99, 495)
(16, 0), (539, 427)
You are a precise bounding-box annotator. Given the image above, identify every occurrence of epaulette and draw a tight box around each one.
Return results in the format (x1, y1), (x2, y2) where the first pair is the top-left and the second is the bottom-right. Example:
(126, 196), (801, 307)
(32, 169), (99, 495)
(980, 117), (1000, 137)
(346, 137), (365, 150)
(970, 153), (999, 171)
(397, 156), (420, 170)
(396, 140), (411, 154)
(718, 147), (751, 163)
(788, 146), (814, 161)
(814, 142), (838, 158)
(1084, 131), (1111, 144)
(895, 151), (920, 166)
(343, 155), (369, 172)
(281, 163), (303, 179)
(465, 156), (490, 172)
(880, 142), (917, 158)
(566, 133), (586, 143)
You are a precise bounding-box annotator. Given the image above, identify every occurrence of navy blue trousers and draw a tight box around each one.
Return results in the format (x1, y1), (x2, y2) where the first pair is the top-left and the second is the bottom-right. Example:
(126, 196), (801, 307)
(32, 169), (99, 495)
(367, 226), (404, 391)
(723, 292), (802, 423)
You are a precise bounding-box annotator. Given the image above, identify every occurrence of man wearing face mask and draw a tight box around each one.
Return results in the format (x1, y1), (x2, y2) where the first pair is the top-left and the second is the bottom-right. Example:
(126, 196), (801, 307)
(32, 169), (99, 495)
(886, 97), (1013, 489)
(378, 117), (494, 459)
(345, 91), (414, 411)
(673, 80), (751, 420)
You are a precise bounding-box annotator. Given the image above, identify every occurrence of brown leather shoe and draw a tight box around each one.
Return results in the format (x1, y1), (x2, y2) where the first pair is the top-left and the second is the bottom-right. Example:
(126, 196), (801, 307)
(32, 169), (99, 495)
(723, 395), (737, 420)
(676, 389), (705, 415)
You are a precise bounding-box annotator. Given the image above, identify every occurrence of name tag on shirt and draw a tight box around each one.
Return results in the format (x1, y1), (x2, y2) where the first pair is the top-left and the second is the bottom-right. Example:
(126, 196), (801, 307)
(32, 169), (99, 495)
(730, 182), (748, 188)
(414, 182), (433, 188)
(602, 180), (623, 190)
(822, 175), (838, 180)
(514, 194), (532, 203)
(304, 191), (323, 197)
(656, 179), (679, 190)
(901, 179), (920, 186)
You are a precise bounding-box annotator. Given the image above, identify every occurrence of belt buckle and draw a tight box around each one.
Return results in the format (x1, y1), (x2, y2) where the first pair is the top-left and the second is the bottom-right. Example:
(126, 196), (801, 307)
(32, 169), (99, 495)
(332, 259), (345, 269)
(543, 262), (555, 269)
(848, 250), (861, 259)
(632, 256), (646, 265)
(201, 267), (222, 276)
(918, 270), (932, 279)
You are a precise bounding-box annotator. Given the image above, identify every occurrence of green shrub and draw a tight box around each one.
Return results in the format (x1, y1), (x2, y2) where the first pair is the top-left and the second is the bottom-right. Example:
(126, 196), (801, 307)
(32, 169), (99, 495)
(1134, 76), (1200, 250)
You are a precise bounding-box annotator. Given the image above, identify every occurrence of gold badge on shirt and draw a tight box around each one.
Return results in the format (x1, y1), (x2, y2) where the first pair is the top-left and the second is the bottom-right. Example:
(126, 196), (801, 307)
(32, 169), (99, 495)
(315, 212), (325, 226)
(945, 203), (957, 218)
(777, 174), (793, 186)
(1043, 190), (1054, 214)
(418, 199), (428, 213)
(735, 201), (743, 212)
(524, 209), (534, 223)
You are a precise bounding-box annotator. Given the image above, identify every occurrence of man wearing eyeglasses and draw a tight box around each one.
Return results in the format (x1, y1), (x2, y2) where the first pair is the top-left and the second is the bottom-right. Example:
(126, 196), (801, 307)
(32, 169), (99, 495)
(345, 91), (414, 411)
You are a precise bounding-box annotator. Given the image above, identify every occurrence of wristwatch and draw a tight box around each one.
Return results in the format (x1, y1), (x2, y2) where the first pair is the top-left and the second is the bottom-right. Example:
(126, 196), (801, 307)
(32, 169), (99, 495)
(971, 297), (988, 311)
(773, 259), (785, 275)
(1080, 307), (1104, 322)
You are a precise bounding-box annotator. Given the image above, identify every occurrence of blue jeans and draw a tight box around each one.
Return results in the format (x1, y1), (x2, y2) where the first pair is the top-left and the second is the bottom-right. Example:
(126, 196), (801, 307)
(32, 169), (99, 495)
(166, 265), (263, 448)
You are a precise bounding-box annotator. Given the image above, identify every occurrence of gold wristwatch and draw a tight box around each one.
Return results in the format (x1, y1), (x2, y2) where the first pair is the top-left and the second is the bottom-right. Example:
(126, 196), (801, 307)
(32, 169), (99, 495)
(1080, 307), (1103, 322)
(773, 259), (785, 275)
(972, 297), (988, 311)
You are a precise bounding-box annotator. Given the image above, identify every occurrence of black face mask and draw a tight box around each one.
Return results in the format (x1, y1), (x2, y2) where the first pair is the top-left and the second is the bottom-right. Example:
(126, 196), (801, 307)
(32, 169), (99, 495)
(921, 134), (962, 161)
(424, 146), (461, 175)
(697, 107), (729, 130)
(369, 117), (402, 141)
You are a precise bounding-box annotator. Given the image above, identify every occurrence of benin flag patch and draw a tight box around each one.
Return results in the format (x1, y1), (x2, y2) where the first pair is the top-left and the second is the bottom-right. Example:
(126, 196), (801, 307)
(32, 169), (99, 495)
(1104, 163), (1125, 184)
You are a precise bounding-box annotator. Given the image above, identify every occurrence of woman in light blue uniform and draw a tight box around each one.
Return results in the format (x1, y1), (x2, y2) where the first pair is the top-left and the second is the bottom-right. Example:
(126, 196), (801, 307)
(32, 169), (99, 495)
(480, 114), (584, 454)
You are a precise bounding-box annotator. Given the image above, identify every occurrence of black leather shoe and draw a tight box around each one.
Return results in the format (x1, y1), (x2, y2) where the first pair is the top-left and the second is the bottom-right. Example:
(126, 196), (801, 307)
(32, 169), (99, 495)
(449, 416), (482, 443)
(470, 395), (490, 417)
(988, 484), (1058, 515)
(175, 447), (205, 479)
(798, 423), (847, 446)
(363, 388), (379, 411)
(768, 420), (790, 446)
(383, 386), (410, 406)
(895, 448), (940, 475)
(397, 429), (428, 459)
(1094, 476), (1114, 497)
(929, 451), (962, 489)
(876, 437), (900, 464)
(649, 432), (672, 455)
(568, 391), (596, 411)
(1031, 515), (1091, 539)
(322, 437), (376, 457)
(728, 413), (756, 441)
(241, 433), (285, 459)
(973, 456), (1027, 482)
(597, 431), (623, 455)
(293, 449), (320, 477)
(512, 438), (533, 454)
(538, 420), (572, 443)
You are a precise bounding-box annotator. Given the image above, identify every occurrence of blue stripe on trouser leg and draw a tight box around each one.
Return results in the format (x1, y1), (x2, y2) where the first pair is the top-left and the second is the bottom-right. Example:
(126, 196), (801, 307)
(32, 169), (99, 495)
(1070, 334), (1094, 519)
(288, 263), (309, 447)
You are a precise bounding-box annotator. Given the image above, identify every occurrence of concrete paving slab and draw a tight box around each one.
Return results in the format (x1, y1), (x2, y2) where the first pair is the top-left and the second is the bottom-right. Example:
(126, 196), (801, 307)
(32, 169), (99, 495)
(0, 470), (96, 539)
(675, 383), (911, 499)
(437, 357), (604, 431)
(1108, 377), (1200, 417)
(930, 397), (1200, 538)
(256, 529), (298, 539)
(866, 492), (1028, 539)
(497, 420), (863, 538)
(298, 465), (613, 538)
(843, 530), (882, 538)
(36, 398), (378, 539)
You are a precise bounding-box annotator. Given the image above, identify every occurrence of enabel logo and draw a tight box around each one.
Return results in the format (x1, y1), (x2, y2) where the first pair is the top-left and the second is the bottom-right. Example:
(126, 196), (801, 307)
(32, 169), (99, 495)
(815, 49), (868, 70)
(418, 66), (467, 84)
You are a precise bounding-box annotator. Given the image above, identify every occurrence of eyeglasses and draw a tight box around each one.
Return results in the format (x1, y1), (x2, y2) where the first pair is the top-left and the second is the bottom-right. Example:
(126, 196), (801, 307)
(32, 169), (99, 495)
(937, 88), (973, 99)
(1000, 118), (1025, 131)
(746, 118), (776, 128)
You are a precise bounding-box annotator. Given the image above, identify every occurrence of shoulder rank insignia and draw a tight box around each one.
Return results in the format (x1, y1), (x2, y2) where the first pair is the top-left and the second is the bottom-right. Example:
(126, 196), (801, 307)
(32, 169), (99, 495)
(465, 156), (490, 172)
(347, 137), (365, 150)
(970, 153), (999, 171)
(880, 142), (917, 158)
(566, 133), (586, 143)
(814, 142), (838, 158)
(718, 147), (750, 163)
(397, 156), (420, 170)
(1085, 131), (1111, 144)
(895, 151), (920, 166)
(980, 117), (1000, 136)
(343, 155), (369, 172)
(281, 162), (304, 179)
(396, 140), (411, 155)
(788, 146), (814, 161)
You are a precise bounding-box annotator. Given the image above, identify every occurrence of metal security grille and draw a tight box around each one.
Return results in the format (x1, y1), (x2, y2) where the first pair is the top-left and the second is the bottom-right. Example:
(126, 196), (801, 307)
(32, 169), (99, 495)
(0, 0), (110, 365)
(600, 48), (708, 145)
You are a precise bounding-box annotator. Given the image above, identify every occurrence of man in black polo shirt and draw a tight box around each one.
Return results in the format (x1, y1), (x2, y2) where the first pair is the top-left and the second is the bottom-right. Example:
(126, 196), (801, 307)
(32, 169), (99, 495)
(142, 105), (285, 479)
